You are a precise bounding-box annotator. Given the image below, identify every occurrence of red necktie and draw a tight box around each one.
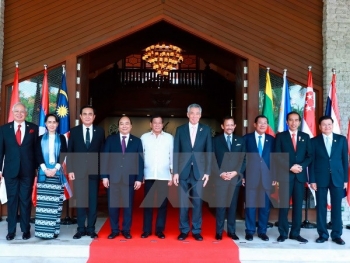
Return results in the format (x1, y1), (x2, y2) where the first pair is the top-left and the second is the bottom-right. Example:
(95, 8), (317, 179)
(292, 133), (296, 151)
(16, 125), (22, 145)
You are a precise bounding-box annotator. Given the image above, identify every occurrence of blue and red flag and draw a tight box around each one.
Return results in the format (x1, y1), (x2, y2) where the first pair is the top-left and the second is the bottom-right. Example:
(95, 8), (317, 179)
(56, 65), (72, 200)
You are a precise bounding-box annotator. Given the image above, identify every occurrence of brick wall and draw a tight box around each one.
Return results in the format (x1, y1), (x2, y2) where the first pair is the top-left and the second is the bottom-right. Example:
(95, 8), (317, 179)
(323, 0), (350, 225)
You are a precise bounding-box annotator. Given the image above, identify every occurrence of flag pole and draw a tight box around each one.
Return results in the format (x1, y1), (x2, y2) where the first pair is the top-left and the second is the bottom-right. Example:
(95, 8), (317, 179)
(301, 66), (317, 229)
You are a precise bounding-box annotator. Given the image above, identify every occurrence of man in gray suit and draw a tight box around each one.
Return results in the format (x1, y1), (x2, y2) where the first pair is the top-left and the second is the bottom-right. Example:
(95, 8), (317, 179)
(173, 103), (212, 241)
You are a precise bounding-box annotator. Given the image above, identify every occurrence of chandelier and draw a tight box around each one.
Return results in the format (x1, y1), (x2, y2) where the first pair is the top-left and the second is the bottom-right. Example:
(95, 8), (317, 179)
(142, 43), (183, 76)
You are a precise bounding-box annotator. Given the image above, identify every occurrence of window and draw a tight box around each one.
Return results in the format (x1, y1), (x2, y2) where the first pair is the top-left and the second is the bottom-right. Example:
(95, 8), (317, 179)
(6, 66), (63, 123)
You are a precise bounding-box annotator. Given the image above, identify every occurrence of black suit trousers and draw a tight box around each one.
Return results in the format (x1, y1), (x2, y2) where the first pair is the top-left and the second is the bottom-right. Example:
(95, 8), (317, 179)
(142, 180), (169, 233)
(75, 176), (100, 233)
(278, 176), (304, 237)
(178, 167), (204, 234)
(316, 180), (343, 239)
(5, 167), (34, 234)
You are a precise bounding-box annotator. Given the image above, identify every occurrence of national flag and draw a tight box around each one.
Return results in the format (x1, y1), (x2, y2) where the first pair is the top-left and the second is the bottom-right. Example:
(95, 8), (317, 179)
(8, 62), (20, 122)
(301, 67), (316, 137)
(301, 66), (317, 205)
(38, 65), (49, 135)
(325, 70), (341, 133)
(56, 65), (72, 200)
(346, 119), (350, 206)
(277, 69), (291, 132)
(324, 69), (341, 210)
(262, 68), (275, 136)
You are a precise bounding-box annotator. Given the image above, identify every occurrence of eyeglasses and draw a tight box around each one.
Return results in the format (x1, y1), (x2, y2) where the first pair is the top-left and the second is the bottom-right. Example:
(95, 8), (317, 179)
(13, 110), (26, 114)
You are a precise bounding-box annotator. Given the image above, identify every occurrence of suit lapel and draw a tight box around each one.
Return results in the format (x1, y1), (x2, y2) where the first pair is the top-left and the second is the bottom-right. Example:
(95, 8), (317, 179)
(262, 135), (269, 156)
(126, 135), (133, 152)
(220, 134), (229, 151)
(330, 133), (337, 157)
(8, 122), (18, 144)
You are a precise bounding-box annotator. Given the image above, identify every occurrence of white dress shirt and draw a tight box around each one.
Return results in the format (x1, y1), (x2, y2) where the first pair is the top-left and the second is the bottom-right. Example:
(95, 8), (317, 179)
(83, 124), (93, 143)
(14, 121), (25, 143)
(119, 133), (130, 147)
(254, 131), (265, 149)
(140, 131), (173, 180)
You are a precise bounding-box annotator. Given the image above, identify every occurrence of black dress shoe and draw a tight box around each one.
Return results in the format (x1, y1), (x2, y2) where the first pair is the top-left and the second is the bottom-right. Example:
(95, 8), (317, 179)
(192, 233), (203, 241)
(22, 232), (31, 240)
(258, 233), (269, 241)
(6, 233), (15, 241)
(122, 231), (132, 239)
(155, 232), (165, 239)
(87, 232), (98, 239)
(177, 232), (188, 240)
(227, 232), (239, 240)
(316, 237), (328, 243)
(215, 233), (222, 240)
(277, 235), (286, 242)
(73, 232), (86, 239)
(108, 232), (119, 239)
(141, 232), (150, 238)
(332, 238), (345, 245)
(245, 234), (253, 241)
(289, 235), (308, 243)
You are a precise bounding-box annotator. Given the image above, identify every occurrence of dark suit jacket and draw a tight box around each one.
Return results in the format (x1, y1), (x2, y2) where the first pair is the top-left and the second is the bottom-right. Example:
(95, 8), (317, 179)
(67, 124), (105, 179)
(101, 132), (144, 185)
(275, 131), (312, 183)
(309, 133), (348, 187)
(212, 133), (246, 186)
(35, 134), (67, 167)
(243, 132), (275, 190)
(0, 121), (38, 178)
(173, 123), (212, 180)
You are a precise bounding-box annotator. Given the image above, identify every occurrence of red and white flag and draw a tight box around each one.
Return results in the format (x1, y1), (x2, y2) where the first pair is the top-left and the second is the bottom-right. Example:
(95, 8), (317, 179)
(301, 67), (317, 204)
(8, 62), (20, 122)
(301, 67), (316, 137)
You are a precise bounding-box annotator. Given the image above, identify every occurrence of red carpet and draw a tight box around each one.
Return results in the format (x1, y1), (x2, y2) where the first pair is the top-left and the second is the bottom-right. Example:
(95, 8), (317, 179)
(88, 188), (240, 263)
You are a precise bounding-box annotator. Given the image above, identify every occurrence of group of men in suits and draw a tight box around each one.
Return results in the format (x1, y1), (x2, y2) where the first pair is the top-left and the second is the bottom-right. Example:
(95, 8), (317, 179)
(213, 111), (347, 245)
(0, 102), (348, 246)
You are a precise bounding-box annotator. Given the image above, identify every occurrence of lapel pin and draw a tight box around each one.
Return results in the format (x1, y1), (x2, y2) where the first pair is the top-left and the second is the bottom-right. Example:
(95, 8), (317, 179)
(235, 139), (237, 141)
(334, 140), (336, 142)
(266, 139), (268, 142)
(200, 128), (203, 131)
(298, 136), (301, 141)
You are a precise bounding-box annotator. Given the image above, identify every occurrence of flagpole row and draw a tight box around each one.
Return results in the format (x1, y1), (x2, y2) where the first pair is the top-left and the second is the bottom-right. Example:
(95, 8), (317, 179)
(266, 67), (270, 72)
(15, 61), (19, 67)
(44, 64), (47, 70)
(308, 65), (312, 71)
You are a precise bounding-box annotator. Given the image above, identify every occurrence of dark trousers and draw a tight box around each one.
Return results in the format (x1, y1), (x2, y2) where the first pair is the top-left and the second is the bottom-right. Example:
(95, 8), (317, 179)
(245, 186), (271, 235)
(5, 168), (34, 234)
(316, 180), (343, 239)
(215, 182), (240, 235)
(142, 180), (169, 233)
(108, 183), (134, 233)
(76, 177), (99, 233)
(278, 177), (304, 237)
(178, 167), (204, 234)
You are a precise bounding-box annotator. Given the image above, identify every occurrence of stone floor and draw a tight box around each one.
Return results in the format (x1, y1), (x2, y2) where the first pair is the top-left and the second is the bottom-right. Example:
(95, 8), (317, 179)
(1, 208), (350, 262)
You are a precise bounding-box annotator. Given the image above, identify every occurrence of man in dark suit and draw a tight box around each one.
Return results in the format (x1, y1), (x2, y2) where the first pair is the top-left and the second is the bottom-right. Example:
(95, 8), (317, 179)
(243, 115), (275, 241)
(310, 116), (348, 245)
(0, 102), (38, 240)
(67, 105), (105, 239)
(275, 111), (312, 243)
(173, 103), (212, 241)
(213, 116), (245, 240)
(101, 116), (144, 239)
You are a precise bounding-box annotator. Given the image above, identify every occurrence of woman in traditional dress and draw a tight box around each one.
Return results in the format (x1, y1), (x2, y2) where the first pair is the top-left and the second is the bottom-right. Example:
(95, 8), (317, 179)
(35, 113), (67, 239)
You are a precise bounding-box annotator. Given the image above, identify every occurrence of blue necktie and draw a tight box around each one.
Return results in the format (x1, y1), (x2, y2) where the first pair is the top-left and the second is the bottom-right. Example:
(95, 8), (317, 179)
(325, 136), (331, 156)
(258, 135), (263, 157)
(227, 135), (231, 151)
